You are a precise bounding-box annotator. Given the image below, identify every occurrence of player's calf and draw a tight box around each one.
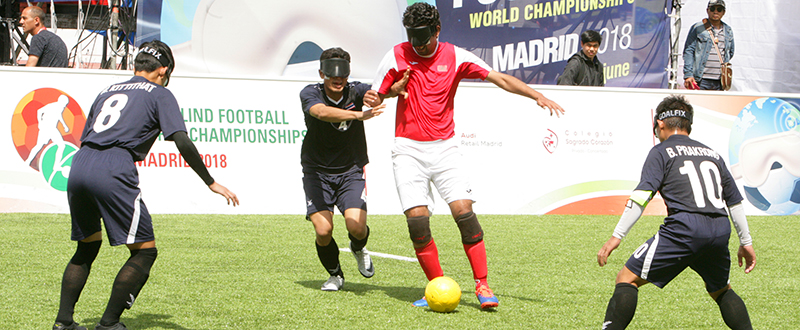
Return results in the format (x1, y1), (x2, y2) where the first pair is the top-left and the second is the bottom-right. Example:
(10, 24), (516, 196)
(56, 240), (102, 326)
(602, 283), (638, 330)
(98, 247), (157, 327)
(716, 289), (753, 330)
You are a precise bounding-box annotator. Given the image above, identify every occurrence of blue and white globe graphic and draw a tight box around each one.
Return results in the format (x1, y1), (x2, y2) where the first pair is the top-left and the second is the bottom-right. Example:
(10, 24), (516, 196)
(729, 97), (800, 215)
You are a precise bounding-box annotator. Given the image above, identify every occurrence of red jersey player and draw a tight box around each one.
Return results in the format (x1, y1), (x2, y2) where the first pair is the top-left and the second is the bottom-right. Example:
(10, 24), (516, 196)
(370, 2), (564, 310)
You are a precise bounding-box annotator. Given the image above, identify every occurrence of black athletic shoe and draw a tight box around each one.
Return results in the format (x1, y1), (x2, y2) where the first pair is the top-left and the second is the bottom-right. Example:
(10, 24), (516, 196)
(94, 323), (127, 330)
(53, 322), (87, 330)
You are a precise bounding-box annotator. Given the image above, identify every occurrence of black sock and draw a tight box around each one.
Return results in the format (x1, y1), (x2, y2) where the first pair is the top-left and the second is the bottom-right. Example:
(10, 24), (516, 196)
(99, 247), (157, 326)
(348, 226), (370, 252)
(56, 241), (102, 325)
(716, 289), (752, 330)
(315, 238), (342, 277)
(603, 283), (638, 330)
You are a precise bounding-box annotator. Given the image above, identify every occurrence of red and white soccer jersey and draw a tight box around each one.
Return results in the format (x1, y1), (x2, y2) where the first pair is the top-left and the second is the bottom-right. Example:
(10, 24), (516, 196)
(372, 42), (491, 142)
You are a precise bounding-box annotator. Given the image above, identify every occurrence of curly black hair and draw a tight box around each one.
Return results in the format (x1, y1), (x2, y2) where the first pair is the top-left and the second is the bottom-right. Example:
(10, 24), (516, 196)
(320, 47), (351, 62)
(402, 2), (440, 29)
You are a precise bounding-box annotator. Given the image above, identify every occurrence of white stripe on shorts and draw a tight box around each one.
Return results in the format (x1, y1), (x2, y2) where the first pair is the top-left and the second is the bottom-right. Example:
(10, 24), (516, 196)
(640, 233), (660, 280)
(126, 192), (143, 244)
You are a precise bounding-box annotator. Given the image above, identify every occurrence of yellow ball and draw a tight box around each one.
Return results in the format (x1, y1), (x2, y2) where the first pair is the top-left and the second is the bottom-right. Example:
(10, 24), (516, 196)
(425, 276), (461, 312)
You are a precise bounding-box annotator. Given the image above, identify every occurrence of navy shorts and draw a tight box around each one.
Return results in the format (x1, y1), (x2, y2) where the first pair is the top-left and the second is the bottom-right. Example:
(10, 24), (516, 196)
(67, 145), (154, 246)
(624, 213), (732, 292)
(302, 165), (367, 218)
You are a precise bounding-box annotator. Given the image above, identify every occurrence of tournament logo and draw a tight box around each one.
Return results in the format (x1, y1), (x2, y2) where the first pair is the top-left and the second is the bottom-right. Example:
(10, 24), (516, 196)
(10, 88), (86, 191)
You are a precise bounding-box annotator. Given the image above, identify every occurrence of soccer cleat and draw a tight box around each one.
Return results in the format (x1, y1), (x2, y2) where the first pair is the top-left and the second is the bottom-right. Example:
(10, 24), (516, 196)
(412, 296), (428, 307)
(93, 323), (127, 330)
(321, 274), (344, 291)
(476, 285), (499, 309)
(350, 242), (374, 278)
(53, 322), (87, 330)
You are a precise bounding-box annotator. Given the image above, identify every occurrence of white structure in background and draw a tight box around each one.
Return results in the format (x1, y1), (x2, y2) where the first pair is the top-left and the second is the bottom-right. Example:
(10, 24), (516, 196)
(170, 0), (409, 79)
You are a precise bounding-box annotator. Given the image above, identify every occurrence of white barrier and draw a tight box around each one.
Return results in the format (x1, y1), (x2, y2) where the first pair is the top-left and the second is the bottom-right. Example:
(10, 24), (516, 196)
(2, 67), (799, 215)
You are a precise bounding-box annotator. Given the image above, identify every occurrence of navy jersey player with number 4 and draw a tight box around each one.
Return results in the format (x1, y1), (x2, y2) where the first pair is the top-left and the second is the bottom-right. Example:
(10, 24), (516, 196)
(53, 40), (239, 330)
(597, 95), (755, 330)
(299, 47), (386, 291)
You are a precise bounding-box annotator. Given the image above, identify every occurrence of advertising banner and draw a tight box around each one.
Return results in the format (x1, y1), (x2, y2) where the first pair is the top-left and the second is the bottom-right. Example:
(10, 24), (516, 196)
(2, 67), (799, 216)
(438, 0), (671, 87)
(135, 0), (671, 88)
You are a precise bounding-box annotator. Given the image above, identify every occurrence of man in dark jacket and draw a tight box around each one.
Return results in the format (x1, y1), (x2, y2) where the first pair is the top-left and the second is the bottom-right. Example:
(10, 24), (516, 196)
(558, 30), (604, 86)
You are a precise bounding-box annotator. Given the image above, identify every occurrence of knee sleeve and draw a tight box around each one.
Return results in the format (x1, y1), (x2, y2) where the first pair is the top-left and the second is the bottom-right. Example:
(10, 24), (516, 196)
(71, 240), (102, 266)
(455, 212), (483, 244)
(407, 216), (432, 245)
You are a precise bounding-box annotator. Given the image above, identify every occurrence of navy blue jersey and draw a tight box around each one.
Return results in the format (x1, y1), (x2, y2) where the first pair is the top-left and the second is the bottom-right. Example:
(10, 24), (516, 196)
(637, 135), (743, 216)
(300, 82), (370, 173)
(81, 76), (186, 161)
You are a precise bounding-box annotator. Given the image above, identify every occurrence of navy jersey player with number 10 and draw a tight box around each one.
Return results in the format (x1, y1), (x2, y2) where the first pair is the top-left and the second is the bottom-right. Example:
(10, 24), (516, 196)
(597, 95), (755, 330)
(53, 40), (239, 330)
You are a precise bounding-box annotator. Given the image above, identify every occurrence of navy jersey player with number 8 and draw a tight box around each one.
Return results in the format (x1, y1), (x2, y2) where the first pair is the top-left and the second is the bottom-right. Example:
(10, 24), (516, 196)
(597, 95), (755, 330)
(53, 40), (239, 330)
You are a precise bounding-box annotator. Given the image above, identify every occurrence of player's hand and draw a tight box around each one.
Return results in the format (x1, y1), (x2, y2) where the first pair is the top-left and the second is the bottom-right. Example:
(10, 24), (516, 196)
(209, 182), (239, 206)
(364, 90), (382, 108)
(597, 237), (621, 267)
(390, 68), (411, 99)
(738, 245), (756, 274)
(537, 95), (565, 117)
(360, 103), (386, 121)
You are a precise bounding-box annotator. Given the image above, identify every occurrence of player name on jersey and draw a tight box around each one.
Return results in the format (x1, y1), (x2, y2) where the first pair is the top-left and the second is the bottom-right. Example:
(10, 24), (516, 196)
(665, 145), (720, 159)
(100, 81), (157, 94)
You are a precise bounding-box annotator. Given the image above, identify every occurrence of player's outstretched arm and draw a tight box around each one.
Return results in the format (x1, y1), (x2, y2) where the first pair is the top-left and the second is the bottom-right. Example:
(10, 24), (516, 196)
(485, 71), (565, 117)
(598, 196), (646, 266)
(310, 103), (385, 122)
(376, 69), (411, 103)
(171, 131), (239, 206)
(389, 69), (411, 99)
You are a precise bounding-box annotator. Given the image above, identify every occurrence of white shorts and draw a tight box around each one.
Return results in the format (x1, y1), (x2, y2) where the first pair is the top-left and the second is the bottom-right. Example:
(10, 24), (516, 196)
(392, 137), (474, 213)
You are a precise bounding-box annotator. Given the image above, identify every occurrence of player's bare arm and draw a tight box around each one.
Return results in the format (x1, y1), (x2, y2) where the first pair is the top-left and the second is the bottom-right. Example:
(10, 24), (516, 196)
(209, 182), (239, 206)
(376, 69), (411, 103)
(597, 237), (621, 267)
(310, 103), (385, 122)
(390, 68), (411, 99)
(738, 245), (756, 274)
(485, 71), (565, 117)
